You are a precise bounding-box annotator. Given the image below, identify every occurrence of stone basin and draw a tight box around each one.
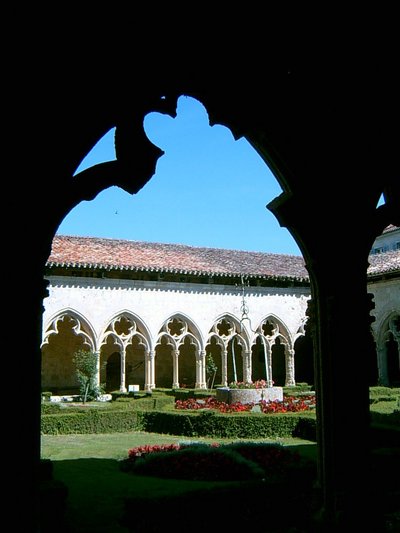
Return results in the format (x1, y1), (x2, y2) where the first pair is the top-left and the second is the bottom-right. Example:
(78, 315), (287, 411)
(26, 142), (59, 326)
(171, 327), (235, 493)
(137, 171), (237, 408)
(216, 386), (283, 405)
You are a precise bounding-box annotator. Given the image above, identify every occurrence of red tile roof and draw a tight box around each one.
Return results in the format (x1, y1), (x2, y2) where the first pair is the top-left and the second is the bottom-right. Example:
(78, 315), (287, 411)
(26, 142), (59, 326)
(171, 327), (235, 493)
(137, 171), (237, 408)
(47, 235), (400, 280)
(47, 235), (309, 281)
(367, 249), (400, 276)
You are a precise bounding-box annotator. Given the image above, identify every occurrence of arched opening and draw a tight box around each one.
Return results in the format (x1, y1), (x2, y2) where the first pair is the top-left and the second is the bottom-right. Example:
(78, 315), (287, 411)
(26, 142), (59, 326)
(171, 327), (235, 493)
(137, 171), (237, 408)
(27, 54), (399, 532)
(178, 335), (197, 388)
(41, 313), (94, 395)
(99, 313), (150, 392)
(58, 96), (301, 256)
(205, 336), (223, 388)
(227, 336), (244, 384)
(271, 337), (286, 386)
(155, 335), (174, 389)
(100, 335), (122, 392)
(155, 314), (203, 389)
(126, 337), (146, 390)
(251, 336), (267, 381)
(293, 332), (314, 386)
(105, 351), (121, 393)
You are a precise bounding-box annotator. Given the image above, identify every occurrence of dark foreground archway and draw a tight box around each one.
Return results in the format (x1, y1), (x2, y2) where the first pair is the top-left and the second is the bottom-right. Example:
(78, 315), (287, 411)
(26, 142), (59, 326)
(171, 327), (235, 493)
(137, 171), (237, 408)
(13, 36), (399, 532)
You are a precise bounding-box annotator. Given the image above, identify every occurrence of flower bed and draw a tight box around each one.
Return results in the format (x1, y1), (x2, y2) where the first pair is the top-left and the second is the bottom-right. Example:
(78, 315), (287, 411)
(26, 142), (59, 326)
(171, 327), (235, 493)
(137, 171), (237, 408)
(121, 441), (315, 482)
(175, 394), (316, 413)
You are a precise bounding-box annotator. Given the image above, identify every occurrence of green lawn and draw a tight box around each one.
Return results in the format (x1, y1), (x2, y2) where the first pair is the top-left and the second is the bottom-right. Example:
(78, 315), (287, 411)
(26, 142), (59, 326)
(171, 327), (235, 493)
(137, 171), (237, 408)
(41, 431), (316, 461)
(41, 432), (317, 533)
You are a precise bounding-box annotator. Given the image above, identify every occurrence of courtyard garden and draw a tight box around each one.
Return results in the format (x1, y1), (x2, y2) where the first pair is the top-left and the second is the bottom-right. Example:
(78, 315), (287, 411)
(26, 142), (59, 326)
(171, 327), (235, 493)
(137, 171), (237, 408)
(40, 385), (400, 532)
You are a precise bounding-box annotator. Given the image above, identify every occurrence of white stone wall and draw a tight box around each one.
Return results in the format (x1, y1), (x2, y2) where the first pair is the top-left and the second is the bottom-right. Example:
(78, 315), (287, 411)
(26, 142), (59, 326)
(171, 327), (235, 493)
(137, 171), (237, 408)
(43, 276), (311, 350)
(42, 275), (399, 390)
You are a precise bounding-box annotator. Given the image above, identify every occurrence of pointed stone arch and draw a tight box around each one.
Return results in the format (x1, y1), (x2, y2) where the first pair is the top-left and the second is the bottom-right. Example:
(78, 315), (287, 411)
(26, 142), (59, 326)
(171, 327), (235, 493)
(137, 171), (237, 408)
(258, 314), (291, 346)
(42, 309), (95, 350)
(41, 309), (96, 394)
(155, 313), (205, 389)
(99, 311), (152, 392)
(210, 313), (250, 348)
(23, 58), (398, 531)
(207, 313), (251, 386)
(253, 315), (295, 387)
(159, 312), (204, 349)
(100, 310), (151, 350)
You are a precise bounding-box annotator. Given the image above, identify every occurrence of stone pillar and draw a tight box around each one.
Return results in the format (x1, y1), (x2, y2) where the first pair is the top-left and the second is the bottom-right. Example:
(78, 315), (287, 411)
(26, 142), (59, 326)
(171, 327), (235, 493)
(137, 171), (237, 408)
(243, 349), (252, 383)
(196, 349), (207, 389)
(285, 347), (296, 386)
(268, 189), (383, 529)
(311, 281), (375, 529)
(120, 347), (127, 392)
(144, 349), (155, 391)
(172, 349), (179, 388)
(221, 347), (228, 386)
(95, 350), (101, 388)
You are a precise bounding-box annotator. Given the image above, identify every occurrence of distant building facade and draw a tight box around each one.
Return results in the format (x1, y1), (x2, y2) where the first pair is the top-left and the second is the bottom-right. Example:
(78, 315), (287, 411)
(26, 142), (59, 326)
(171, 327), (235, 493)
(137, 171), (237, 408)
(370, 224), (400, 255)
(41, 230), (400, 393)
(368, 225), (400, 386)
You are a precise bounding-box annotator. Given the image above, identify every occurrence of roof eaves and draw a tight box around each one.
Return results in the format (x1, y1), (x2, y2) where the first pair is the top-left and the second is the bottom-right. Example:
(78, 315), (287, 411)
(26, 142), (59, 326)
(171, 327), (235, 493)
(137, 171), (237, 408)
(46, 261), (309, 282)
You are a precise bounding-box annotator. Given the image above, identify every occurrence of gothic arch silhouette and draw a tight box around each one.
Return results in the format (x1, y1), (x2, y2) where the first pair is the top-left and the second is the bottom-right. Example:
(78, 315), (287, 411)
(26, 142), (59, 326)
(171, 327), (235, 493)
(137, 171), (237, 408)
(18, 44), (399, 531)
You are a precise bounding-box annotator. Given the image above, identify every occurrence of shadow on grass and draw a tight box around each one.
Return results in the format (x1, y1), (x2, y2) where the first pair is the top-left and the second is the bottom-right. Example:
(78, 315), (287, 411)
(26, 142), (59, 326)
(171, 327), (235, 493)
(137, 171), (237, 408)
(47, 458), (269, 533)
(42, 458), (129, 533)
(43, 442), (399, 533)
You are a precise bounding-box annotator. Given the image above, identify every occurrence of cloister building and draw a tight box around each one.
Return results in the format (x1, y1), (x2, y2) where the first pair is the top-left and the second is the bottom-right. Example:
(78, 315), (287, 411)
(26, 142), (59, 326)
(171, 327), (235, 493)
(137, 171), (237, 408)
(42, 229), (400, 394)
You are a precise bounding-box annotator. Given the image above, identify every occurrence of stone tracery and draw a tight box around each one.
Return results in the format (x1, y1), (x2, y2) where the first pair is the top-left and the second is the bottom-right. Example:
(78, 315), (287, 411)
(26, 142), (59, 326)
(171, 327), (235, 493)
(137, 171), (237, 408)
(99, 313), (150, 392)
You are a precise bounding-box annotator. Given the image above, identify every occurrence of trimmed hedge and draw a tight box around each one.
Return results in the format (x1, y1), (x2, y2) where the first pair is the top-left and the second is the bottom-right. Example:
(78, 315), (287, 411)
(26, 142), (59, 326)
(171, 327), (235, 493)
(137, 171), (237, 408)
(41, 410), (145, 435)
(140, 410), (317, 440)
(41, 407), (317, 438)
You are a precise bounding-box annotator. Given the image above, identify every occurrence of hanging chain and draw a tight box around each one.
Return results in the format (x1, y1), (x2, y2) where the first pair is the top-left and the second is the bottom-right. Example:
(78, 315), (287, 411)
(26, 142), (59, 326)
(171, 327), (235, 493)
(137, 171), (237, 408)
(240, 274), (250, 320)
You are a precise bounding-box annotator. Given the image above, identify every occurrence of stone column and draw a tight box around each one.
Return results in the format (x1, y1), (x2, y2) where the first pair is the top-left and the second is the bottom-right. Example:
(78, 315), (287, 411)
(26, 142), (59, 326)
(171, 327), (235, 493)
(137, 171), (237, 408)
(243, 349), (252, 383)
(120, 347), (127, 392)
(95, 350), (101, 388)
(268, 188), (381, 529)
(221, 347), (228, 386)
(267, 348), (273, 388)
(144, 349), (155, 391)
(311, 280), (375, 528)
(172, 349), (179, 388)
(285, 347), (296, 386)
(196, 349), (207, 389)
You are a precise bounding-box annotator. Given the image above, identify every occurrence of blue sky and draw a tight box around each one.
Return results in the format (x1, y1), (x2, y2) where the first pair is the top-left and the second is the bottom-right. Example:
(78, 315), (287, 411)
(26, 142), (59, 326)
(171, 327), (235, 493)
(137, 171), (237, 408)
(56, 96), (303, 256)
